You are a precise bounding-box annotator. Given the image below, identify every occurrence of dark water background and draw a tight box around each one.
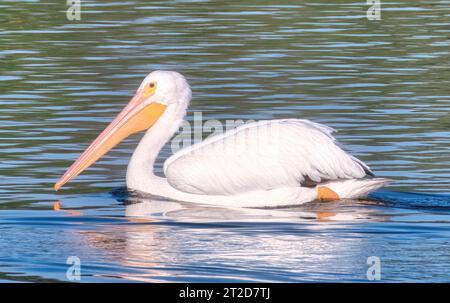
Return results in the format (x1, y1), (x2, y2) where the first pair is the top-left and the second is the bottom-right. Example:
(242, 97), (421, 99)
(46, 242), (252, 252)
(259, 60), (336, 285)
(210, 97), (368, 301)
(0, 0), (449, 282)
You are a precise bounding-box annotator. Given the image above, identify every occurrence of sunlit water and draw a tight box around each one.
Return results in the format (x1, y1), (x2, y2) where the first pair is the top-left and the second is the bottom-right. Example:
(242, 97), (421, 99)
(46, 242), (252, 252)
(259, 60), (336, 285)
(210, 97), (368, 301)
(0, 1), (449, 282)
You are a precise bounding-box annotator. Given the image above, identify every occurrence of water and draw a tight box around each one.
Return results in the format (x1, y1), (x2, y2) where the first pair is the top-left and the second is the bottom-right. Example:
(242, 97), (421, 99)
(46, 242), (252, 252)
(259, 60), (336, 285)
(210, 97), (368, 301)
(1, 0), (450, 282)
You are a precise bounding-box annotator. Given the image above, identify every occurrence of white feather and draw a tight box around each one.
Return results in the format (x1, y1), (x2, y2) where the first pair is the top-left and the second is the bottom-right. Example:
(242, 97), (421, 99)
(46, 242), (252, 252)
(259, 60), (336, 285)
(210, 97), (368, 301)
(163, 119), (372, 196)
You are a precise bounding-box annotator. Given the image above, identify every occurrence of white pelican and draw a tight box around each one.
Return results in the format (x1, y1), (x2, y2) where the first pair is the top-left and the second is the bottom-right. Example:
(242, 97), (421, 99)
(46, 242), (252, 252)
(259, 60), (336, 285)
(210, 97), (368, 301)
(55, 71), (389, 207)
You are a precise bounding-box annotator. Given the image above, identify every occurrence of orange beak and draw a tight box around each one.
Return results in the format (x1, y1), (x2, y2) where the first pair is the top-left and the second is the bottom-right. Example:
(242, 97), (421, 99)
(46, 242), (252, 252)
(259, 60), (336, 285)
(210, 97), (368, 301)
(54, 87), (167, 191)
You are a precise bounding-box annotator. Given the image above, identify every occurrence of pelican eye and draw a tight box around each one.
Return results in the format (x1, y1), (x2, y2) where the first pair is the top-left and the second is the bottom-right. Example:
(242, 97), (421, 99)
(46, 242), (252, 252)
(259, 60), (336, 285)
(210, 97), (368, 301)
(149, 82), (155, 88)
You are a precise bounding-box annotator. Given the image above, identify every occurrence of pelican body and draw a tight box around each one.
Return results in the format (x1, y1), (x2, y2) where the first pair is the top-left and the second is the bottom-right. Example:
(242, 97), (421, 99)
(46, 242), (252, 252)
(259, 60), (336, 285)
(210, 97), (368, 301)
(55, 71), (388, 207)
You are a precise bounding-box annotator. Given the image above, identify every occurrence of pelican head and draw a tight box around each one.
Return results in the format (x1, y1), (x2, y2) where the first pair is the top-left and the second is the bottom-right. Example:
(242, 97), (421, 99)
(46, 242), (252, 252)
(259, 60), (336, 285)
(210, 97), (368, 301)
(54, 70), (191, 191)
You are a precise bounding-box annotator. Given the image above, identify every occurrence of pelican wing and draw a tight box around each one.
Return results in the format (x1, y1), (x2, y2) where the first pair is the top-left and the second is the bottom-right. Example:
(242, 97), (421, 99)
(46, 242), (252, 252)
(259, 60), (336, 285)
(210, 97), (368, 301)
(163, 119), (372, 195)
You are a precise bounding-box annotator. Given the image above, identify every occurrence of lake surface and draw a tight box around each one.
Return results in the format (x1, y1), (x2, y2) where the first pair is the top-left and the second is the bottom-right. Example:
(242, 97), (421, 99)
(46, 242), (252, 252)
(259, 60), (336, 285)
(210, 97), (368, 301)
(1, 0), (449, 282)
